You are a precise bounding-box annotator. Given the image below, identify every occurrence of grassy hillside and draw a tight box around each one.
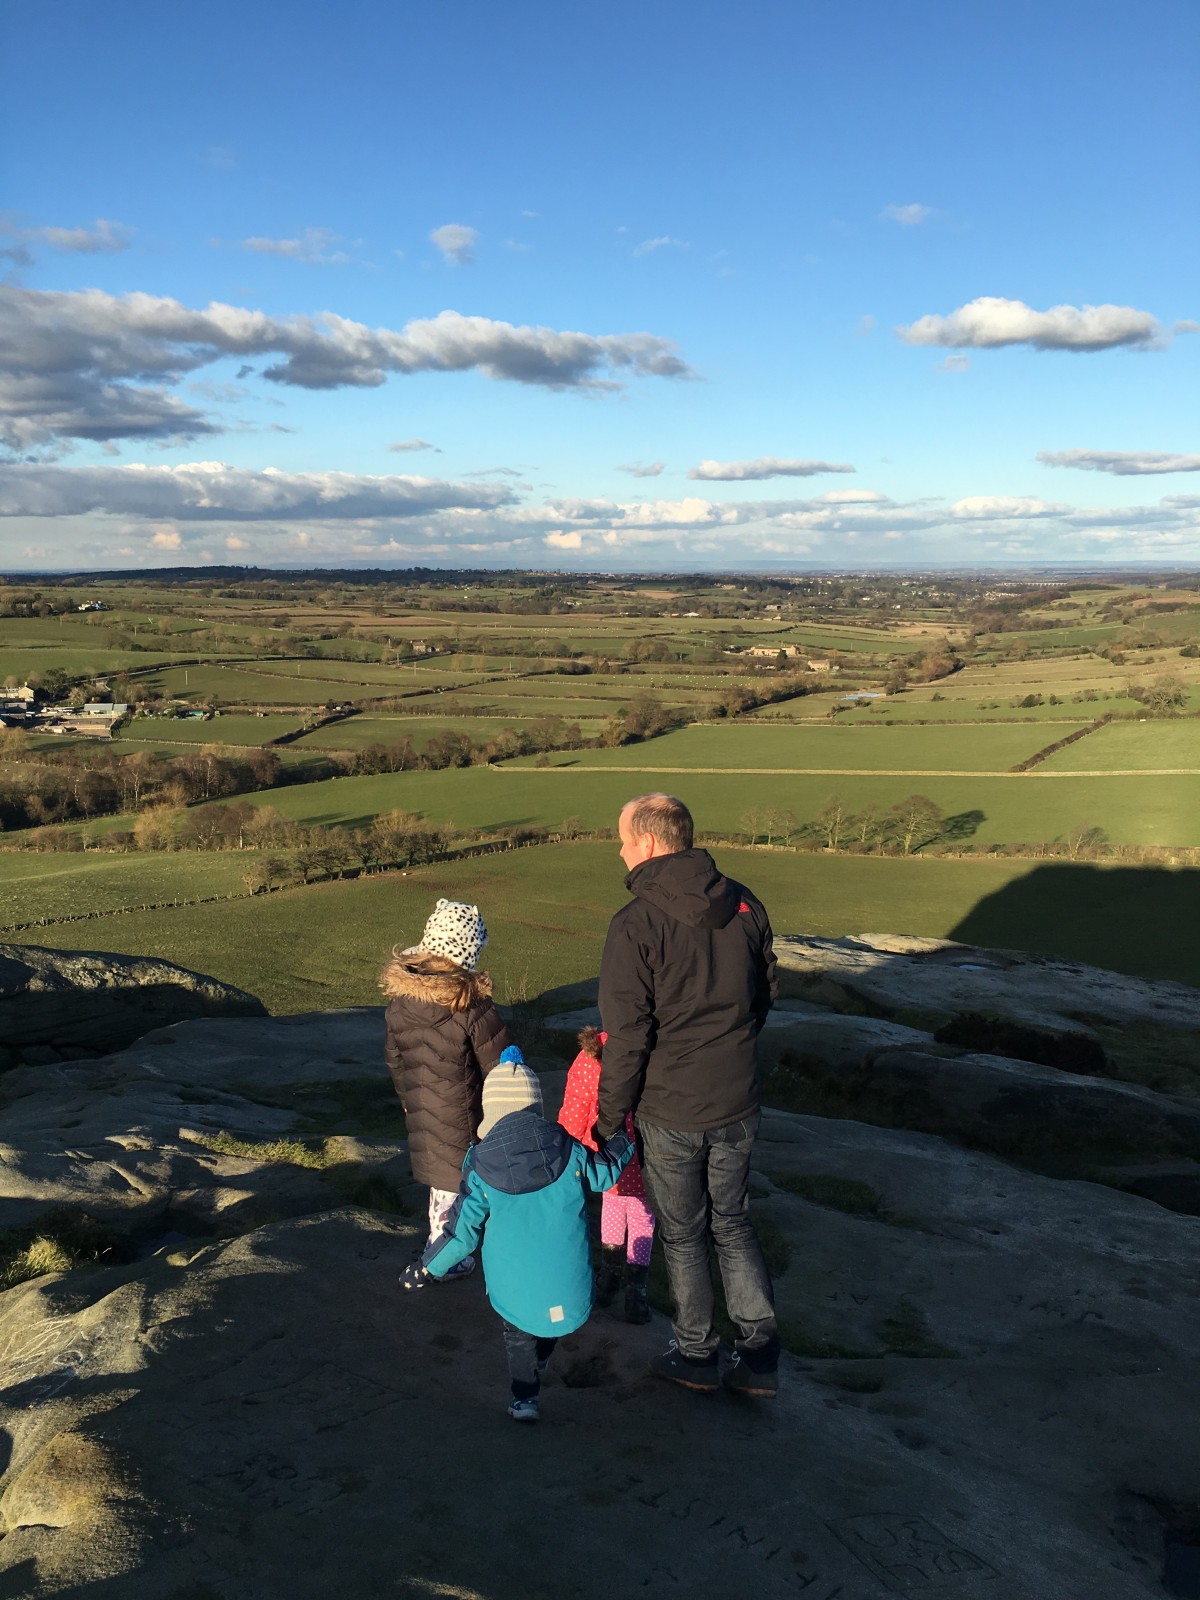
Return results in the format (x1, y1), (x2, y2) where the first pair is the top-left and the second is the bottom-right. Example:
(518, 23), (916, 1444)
(179, 762), (1200, 848)
(505, 722), (1073, 772)
(26, 843), (1200, 1010)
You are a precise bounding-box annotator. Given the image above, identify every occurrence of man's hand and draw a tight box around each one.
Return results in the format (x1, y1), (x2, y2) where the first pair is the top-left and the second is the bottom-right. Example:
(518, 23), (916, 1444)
(400, 1261), (430, 1291)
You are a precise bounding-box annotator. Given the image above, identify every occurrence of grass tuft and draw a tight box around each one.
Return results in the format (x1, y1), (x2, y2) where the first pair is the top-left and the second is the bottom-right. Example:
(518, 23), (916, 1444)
(767, 1170), (887, 1216)
(194, 1129), (336, 1168)
(0, 1210), (125, 1289)
(876, 1297), (959, 1359)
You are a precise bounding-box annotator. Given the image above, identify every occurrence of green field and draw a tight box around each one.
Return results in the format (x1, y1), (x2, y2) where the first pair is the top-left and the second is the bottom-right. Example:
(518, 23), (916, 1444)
(1038, 720), (1200, 771)
(438, 693), (650, 718)
(182, 762), (1200, 847)
(506, 722), (1070, 773)
(0, 648), (193, 680)
(25, 843), (1200, 1010)
(242, 659), (496, 687)
(290, 715), (605, 751)
(831, 700), (1110, 724)
(0, 849), (267, 929)
(120, 713), (308, 745)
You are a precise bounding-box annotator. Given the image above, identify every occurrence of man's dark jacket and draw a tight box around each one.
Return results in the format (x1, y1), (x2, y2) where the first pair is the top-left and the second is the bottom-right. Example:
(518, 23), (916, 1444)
(596, 848), (777, 1137)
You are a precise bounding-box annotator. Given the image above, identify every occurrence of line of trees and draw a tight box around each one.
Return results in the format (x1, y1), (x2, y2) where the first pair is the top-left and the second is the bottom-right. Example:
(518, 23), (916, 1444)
(739, 793), (959, 855)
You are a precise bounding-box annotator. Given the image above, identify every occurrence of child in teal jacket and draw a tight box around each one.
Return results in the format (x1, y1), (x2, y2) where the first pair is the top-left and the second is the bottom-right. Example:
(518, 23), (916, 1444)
(402, 1046), (633, 1422)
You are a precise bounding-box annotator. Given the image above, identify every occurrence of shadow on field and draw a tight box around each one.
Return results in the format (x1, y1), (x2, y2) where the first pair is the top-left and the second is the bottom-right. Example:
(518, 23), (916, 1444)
(950, 864), (1200, 990)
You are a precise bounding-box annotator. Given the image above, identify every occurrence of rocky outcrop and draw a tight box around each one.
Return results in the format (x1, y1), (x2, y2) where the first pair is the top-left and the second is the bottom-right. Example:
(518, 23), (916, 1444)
(771, 932), (1200, 1034)
(0, 943), (267, 1069)
(1, 941), (1198, 1597)
(544, 936), (1200, 1207)
(1, 1011), (1198, 1597)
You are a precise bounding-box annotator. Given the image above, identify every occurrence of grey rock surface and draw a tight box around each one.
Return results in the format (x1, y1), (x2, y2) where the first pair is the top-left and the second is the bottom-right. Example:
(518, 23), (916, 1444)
(773, 932), (1200, 1033)
(0, 943), (267, 1067)
(841, 1045), (1200, 1160)
(0, 979), (1197, 1595)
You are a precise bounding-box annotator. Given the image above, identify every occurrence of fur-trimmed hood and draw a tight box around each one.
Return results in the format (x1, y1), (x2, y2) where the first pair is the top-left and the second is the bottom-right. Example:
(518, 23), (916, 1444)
(379, 949), (493, 1012)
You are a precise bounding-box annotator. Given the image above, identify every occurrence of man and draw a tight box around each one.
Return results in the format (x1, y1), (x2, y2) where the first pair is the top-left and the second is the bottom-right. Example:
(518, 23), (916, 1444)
(595, 792), (780, 1397)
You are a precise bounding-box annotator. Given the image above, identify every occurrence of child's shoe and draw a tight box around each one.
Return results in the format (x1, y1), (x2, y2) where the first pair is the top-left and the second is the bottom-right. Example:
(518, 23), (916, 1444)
(594, 1244), (623, 1306)
(623, 1262), (651, 1324)
(507, 1395), (540, 1423)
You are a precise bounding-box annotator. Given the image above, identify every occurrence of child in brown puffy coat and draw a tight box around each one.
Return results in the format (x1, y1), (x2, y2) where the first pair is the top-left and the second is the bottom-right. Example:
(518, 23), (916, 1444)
(380, 898), (510, 1279)
(558, 1026), (655, 1322)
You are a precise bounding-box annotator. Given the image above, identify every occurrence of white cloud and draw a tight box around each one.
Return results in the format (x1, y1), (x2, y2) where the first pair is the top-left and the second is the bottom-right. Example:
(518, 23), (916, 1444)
(431, 224), (478, 265)
(951, 496), (1068, 519)
(389, 438), (440, 453)
(1037, 449), (1200, 476)
(819, 489), (885, 503)
(857, 315), (875, 337)
(898, 296), (1164, 351)
(937, 354), (971, 373)
(881, 203), (931, 226)
(0, 461), (520, 520)
(688, 457), (855, 481)
(242, 228), (350, 265)
(616, 461), (665, 477)
(0, 286), (693, 449)
(1, 216), (132, 255)
(4, 471), (1197, 567)
(633, 236), (689, 258)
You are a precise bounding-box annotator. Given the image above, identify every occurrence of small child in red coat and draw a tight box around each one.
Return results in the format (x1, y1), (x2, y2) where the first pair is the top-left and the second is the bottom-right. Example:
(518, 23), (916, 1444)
(558, 1026), (656, 1323)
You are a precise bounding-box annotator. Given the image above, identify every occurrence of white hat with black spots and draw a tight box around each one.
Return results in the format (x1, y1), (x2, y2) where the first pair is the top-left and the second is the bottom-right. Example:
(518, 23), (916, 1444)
(416, 898), (488, 970)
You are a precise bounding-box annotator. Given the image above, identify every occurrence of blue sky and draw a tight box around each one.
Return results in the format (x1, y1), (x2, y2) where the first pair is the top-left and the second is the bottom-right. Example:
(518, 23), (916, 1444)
(1, 0), (1197, 571)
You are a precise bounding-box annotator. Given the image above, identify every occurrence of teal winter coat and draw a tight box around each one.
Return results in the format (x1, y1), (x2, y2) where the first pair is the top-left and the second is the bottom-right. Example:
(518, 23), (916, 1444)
(422, 1108), (633, 1337)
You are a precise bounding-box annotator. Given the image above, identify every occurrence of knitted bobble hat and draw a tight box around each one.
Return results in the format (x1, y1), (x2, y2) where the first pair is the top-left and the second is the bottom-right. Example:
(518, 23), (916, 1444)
(415, 898), (488, 970)
(478, 1046), (543, 1138)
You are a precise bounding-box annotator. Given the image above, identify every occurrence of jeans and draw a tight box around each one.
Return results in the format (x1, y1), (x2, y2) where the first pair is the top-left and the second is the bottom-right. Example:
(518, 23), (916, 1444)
(500, 1319), (559, 1400)
(638, 1111), (779, 1371)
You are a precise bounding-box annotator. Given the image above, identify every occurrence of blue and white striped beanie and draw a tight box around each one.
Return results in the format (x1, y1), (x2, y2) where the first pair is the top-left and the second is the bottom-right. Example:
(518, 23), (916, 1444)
(478, 1046), (543, 1138)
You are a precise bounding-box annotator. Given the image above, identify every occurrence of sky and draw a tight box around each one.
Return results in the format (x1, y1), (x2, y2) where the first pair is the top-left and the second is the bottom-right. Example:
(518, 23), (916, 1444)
(1, 0), (1197, 573)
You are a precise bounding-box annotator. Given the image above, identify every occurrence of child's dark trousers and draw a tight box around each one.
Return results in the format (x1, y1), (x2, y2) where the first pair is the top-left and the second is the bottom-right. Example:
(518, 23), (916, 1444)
(500, 1318), (559, 1400)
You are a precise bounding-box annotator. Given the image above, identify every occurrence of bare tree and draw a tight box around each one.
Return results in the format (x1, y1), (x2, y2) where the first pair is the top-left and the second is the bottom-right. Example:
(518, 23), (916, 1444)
(889, 794), (943, 855)
(816, 795), (851, 851)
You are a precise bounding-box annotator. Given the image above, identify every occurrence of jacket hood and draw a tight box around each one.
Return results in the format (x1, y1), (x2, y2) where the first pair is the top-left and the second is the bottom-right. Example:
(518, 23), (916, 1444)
(472, 1107), (573, 1194)
(625, 848), (740, 930)
(379, 950), (493, 1012)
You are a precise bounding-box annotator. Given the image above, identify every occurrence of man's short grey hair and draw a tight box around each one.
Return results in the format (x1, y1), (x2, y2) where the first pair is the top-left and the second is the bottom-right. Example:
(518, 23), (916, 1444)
(622, 793), (694, 853)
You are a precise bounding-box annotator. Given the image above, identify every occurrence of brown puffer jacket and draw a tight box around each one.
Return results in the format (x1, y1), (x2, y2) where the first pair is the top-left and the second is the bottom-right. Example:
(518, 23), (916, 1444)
(381, 952), (511, 1192)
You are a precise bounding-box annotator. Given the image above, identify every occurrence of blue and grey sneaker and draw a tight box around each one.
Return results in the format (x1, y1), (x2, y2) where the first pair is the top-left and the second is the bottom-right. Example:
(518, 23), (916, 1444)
(507, 1395), (540, 1423)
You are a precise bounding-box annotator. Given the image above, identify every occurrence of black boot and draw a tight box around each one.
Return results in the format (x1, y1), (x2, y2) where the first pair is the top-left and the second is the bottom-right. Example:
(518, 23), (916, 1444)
(595, 1244), (623, 1306)
(624, 1262), (650, 1324)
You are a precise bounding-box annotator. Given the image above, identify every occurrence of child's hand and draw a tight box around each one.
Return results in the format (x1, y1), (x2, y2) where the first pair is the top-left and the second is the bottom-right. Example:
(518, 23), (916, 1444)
(400, 1262), (430, 1291)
